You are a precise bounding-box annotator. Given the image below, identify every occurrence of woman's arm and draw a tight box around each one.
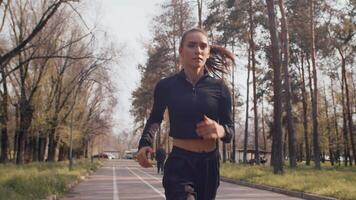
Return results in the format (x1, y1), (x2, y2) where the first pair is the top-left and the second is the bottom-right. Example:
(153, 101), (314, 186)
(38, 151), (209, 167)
(138, 79), (167, 149)
(218, 81), (234, 143)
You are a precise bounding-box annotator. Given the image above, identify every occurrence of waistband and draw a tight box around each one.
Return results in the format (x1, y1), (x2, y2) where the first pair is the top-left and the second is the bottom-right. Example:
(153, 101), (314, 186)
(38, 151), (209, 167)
(171, 145), (218, 158)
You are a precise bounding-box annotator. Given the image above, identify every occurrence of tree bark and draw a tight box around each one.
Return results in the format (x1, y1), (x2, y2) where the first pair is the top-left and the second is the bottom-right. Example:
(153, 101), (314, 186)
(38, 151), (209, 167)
(16, 98), (34, 164)
(338, 48), (356, 165)
(310, 0), (321, 169)
(278, 0), (297, 168)
(231, 42), (236, 163)
(299, 52), (311, 165)
(330, 80), (341, 165)
(243, 47), (251, 164)
(266, 0), (283, 174)
(47, 122), (58, 161)
(323, 83), (334, 165)
(222, 143), (227, 163)
(0, 68), (9, 163)
(261, 99), (267, 152)
(38, 136), (47, 161)
(249, 0), (260, 165)
(197, 0), (203, 28)
(341, 69), (351, 166)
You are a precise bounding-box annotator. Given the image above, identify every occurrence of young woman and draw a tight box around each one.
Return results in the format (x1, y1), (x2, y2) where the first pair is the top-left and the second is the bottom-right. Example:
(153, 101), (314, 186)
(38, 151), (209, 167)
(137, 27), (235, 200)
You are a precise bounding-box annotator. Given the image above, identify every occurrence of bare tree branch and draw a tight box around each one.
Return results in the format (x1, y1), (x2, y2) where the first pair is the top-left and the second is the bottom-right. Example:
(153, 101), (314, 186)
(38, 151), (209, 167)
(0, 0), (70, 67)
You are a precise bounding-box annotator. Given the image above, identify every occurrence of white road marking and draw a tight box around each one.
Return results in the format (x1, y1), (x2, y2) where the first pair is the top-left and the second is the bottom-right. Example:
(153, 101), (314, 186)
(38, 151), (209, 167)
(113, 165), (119, 200)
(134, 168), (161, 181)
(126, 167), (165, 198)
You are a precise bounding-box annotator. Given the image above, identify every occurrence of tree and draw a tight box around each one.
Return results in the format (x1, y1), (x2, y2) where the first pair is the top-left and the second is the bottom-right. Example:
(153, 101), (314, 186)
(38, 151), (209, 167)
(197, 0), (203, 28)
(309, 0), (321, 169)
(279, 0), (297, 168)
(250, 0), (260, 165)
(297, 52), (311, 165)
(0, 64), (9, 162)
(266, 0), (283, 174)
(323, 83), (334, 165)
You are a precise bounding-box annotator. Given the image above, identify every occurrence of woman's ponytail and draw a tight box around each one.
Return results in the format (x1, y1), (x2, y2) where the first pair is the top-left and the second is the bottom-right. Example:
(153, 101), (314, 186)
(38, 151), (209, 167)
(205, 45), (235, 77)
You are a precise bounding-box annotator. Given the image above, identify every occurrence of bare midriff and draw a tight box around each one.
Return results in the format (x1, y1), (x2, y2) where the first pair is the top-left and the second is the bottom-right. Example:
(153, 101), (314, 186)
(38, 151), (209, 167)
(173, 138), (216, 153)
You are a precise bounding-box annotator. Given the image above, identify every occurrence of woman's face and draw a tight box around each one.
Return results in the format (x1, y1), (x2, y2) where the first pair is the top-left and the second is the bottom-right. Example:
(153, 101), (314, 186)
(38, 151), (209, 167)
(179, 31), (210, 70)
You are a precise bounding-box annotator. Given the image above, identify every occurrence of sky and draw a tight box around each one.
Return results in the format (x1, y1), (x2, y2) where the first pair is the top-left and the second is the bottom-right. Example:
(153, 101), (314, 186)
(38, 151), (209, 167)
(83, 0), (164, 135)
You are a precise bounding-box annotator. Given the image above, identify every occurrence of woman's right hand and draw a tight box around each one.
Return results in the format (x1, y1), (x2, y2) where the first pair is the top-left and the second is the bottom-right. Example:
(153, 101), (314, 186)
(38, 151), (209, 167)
(137, 146), (153, 168)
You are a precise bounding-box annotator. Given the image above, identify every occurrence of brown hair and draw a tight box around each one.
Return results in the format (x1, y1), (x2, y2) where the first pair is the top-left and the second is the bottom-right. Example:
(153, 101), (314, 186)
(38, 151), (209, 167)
(179, 28), (235, 76)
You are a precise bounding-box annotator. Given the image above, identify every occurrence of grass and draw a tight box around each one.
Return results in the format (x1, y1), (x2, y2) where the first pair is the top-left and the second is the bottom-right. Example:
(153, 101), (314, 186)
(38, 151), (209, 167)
(220, 162), (356, 200)
(0, 159), (101, 200)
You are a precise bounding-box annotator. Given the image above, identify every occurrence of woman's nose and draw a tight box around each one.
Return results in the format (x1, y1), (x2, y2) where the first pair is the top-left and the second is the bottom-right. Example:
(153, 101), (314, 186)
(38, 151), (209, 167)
(195, 46), (203, 54)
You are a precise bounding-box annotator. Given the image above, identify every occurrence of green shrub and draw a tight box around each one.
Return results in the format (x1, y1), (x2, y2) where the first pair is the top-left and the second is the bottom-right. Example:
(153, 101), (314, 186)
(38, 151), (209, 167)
(220, 163), (356, 200)
(0, 159), (101, 200)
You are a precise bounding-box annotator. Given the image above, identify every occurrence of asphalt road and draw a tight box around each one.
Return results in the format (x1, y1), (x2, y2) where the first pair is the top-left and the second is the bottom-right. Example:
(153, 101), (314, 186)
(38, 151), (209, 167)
(62, 159), (303, 200)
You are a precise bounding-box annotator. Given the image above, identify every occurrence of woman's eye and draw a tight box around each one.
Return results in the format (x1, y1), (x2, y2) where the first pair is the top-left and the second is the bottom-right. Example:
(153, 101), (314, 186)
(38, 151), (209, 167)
(188, 43), (196, 48)
(200, 44), (207, 49)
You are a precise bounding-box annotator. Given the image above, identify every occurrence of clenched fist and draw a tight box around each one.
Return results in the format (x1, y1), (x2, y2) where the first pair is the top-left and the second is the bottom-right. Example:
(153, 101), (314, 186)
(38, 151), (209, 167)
(196, 115), (225, 140)
(137, 146), (153, 168)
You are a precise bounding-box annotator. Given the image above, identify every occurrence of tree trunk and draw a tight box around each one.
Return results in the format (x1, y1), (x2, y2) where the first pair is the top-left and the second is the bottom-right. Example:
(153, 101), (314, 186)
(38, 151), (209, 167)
(243, 47), (251, 164)
(231, 42), (236, 163)
(310, 0), (321, 169)
(283, 127), (288, 160)
(13, 104), (19, 161)
(266, 0), (283, 174)
(84, 139), (89, 158)
(299, 53), (311, 165)
(330, 82), (341, 166)
(262, 98), (267, 152)
(341, 71), (351, 166)
(16, 99), (34, 164)
(338, 48), (356, 165)
(30, 136), (37, 162)
(222, 143), (227, 163)
(250, 0), (260, 165)
(197, 0), (203, 28)
(47, 124), (57, 161)
(279, 0), (296, 168)
(0, 69), (9, 163)
(38, 136), (47, 161)
(323, 84), (334, 165)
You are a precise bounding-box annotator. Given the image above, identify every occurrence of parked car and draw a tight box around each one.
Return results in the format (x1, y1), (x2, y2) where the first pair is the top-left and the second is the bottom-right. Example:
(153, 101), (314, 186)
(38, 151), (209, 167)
(106, 153), (116, 159)
(92, 153), (114, 159)
(124, 150), (137, 159)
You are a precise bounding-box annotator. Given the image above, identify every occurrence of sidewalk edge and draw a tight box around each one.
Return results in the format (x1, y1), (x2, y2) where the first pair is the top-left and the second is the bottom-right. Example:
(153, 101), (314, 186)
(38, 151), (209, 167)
(221, 177), (338, 200)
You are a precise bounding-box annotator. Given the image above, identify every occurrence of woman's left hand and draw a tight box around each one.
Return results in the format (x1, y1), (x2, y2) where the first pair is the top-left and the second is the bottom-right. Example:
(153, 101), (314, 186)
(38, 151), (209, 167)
(196, 115), (225, 140)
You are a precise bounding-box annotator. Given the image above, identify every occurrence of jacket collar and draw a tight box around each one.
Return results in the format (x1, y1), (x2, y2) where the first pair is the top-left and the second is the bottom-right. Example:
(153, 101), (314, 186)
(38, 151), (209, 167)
(177, 68), (210, 80)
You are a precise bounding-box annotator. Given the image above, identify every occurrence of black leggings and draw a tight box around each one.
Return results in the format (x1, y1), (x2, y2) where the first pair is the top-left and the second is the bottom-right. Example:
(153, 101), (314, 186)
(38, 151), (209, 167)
(162, 146), (220, 200)
(157, 161), (164, 174)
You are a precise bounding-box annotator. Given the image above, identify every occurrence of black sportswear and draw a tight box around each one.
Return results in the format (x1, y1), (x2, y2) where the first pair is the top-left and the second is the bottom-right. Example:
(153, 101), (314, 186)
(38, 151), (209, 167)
(138, 70), (234, 149)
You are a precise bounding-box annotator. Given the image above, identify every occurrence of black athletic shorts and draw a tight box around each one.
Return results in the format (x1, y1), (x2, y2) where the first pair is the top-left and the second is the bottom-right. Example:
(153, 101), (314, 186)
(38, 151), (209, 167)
(162, 146), (220, 200)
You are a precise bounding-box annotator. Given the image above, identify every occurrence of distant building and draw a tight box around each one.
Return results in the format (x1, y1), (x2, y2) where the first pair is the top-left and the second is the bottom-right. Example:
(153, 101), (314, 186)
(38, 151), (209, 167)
(235, 149), (271, 164)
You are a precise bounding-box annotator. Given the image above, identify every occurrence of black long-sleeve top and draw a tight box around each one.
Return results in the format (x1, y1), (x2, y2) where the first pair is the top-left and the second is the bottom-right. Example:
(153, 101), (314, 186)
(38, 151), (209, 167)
(138, 70), (234, 149)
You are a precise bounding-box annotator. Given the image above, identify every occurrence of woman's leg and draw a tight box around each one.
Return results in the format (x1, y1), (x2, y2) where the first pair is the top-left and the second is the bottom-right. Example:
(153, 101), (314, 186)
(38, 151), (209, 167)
(195, 151), (220, 200)
(163, 154), (196, 200)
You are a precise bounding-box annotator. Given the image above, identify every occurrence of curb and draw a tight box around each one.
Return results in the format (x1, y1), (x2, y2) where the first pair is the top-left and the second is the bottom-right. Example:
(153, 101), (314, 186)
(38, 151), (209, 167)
(45, 170), (94, 200)
(221, 177), (338, 200)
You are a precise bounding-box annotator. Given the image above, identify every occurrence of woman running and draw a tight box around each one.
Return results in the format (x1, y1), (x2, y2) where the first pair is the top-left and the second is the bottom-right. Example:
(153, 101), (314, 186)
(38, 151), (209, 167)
(137, 27), (235, 200)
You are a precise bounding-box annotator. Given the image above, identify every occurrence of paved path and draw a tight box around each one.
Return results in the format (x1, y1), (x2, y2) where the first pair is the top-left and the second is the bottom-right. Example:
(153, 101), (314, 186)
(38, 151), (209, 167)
(62, 159), (303, 200)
